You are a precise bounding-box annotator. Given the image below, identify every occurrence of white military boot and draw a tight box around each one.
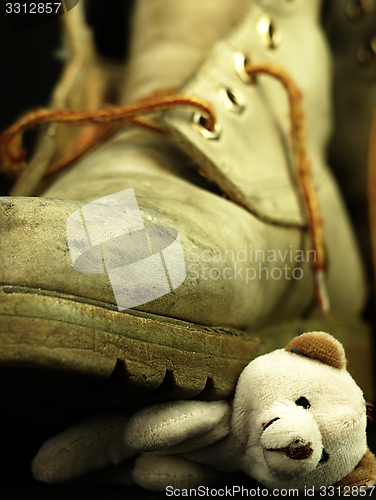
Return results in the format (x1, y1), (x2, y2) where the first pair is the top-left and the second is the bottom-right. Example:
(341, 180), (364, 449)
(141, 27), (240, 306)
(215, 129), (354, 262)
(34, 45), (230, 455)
(0, 0), (372, 419)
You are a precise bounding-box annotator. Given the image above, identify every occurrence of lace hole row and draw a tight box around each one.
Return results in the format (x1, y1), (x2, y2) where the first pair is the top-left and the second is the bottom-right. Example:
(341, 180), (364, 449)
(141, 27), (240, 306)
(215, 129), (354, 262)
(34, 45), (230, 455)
(190, 11), (282, 139)
(191, 52), (254, 138)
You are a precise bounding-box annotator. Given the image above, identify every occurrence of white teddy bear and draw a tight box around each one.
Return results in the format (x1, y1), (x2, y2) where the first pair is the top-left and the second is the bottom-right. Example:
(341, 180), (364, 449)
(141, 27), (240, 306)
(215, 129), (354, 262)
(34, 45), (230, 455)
(32, 332), (376, 492)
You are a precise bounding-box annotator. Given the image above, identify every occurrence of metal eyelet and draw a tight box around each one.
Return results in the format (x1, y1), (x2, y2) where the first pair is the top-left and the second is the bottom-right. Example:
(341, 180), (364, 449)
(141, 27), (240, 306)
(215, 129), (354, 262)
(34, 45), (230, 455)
(356, 35), (376, 67)
(256, 16), (282, 50)
(191, 112), (222, 140)
(234, 52), (256, 84)
(218, 86), (245, 114)
(346, 0), (374, 20)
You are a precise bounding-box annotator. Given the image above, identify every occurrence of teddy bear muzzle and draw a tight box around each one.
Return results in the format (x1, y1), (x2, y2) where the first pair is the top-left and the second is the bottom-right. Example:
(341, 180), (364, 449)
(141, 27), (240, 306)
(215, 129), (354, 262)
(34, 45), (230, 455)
(259, 406), (323, 477)
(262, 437), (321, 478)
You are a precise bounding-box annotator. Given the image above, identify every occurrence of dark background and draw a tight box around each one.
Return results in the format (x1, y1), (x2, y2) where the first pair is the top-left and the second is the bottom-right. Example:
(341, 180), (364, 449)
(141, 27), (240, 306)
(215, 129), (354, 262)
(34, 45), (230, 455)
(0, 1), (375, 498)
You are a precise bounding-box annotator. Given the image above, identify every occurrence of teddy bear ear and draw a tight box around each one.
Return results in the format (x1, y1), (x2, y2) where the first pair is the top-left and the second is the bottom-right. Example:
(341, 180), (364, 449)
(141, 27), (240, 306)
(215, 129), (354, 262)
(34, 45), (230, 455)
(285, 331), (346, 370)
(334, 450), (376, 491)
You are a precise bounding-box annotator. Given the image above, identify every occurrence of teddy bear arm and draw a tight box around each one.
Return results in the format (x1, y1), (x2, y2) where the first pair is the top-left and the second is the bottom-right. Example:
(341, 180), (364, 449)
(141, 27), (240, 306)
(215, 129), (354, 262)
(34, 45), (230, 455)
(151, 406), (233, 455)
(32, 413), (135, 484)
(125, 399), (231, 453)
(133, 453), (228, 491)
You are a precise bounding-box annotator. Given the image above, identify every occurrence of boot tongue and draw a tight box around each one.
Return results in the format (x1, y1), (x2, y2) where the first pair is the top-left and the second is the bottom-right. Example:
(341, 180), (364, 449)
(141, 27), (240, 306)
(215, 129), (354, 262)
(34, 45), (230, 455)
(121, 0), (249, 104)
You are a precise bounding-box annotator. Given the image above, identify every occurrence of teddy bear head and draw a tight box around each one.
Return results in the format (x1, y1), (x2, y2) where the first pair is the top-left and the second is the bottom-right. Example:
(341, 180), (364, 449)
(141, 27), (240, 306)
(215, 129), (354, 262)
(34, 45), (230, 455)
(231, 331), (376, 491)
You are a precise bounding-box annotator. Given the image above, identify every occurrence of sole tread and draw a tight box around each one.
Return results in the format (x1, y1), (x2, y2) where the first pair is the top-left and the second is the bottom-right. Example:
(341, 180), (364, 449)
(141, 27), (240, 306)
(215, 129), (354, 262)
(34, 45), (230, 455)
(0, 286), (260, 416)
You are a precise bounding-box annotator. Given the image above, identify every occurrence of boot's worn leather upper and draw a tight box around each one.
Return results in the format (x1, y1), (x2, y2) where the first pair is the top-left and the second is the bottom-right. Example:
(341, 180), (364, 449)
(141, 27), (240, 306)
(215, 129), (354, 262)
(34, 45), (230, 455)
(162, 1), (331, 228)
(0, 0), (367, 330)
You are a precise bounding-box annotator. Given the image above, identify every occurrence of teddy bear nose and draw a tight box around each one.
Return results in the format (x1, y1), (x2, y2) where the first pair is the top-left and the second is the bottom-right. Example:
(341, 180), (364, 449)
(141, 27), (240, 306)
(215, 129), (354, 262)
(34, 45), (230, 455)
(266, 443), (314, 460)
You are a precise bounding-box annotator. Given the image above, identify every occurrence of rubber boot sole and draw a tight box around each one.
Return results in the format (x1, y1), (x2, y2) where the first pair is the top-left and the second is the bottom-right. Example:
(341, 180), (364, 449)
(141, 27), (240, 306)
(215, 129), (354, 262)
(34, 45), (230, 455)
(0, 285), (260, 417)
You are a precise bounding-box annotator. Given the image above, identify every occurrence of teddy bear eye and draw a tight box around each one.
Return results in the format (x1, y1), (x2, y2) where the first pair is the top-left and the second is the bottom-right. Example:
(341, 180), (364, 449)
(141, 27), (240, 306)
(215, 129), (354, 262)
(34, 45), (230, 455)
(295, 397), (311, 409)
(319, 450), (330, 464)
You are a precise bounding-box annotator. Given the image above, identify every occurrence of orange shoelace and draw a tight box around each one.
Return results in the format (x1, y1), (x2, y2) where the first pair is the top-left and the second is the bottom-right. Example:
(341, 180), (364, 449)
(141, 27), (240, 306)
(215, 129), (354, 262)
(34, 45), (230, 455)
(0, 63), (329, 313)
